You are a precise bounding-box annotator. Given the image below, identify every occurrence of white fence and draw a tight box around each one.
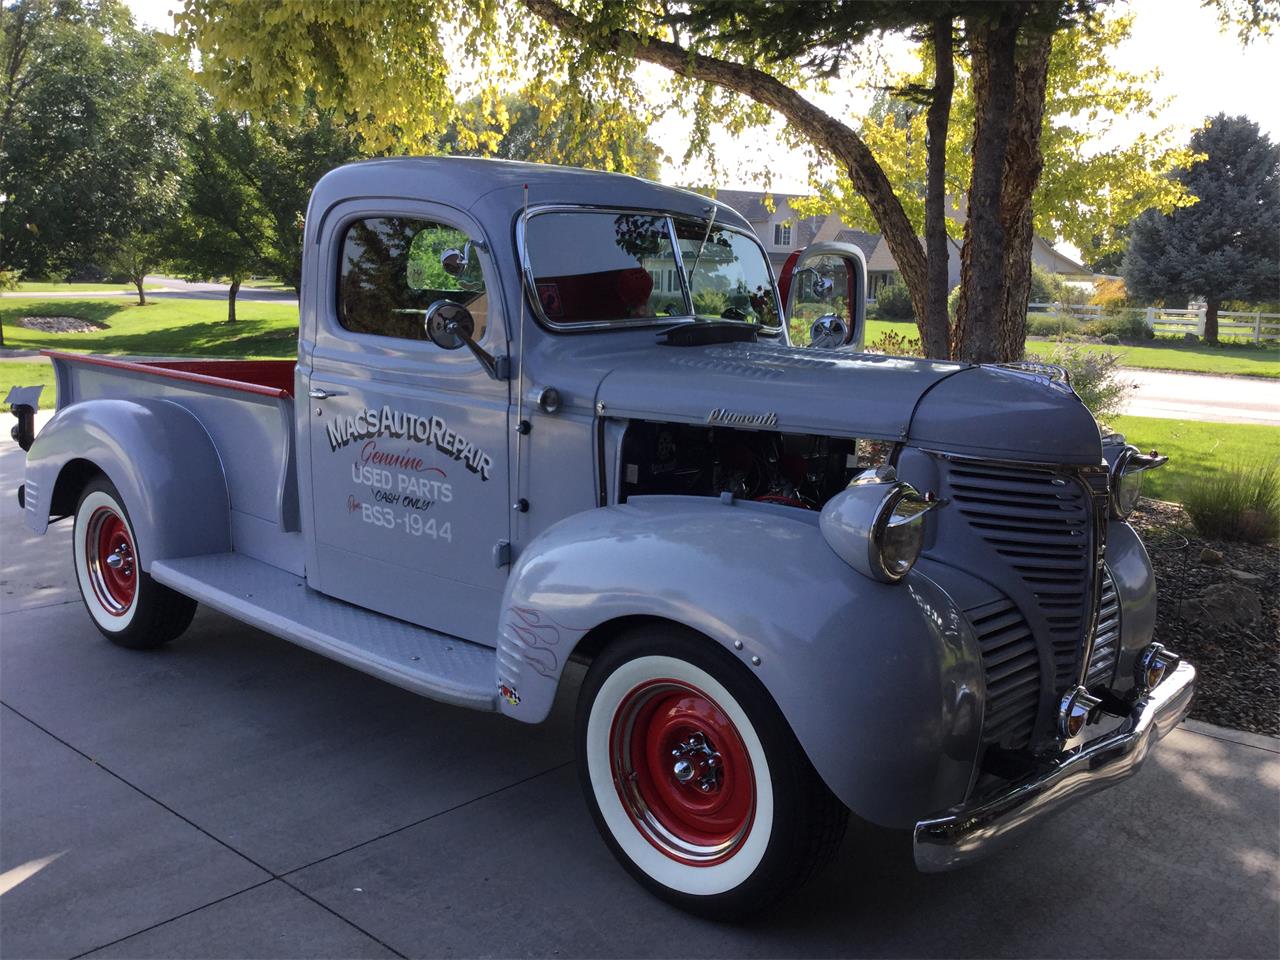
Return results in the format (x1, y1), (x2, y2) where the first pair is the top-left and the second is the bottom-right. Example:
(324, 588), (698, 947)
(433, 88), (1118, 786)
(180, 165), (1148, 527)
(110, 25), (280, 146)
(1027, 302), (1280, 343)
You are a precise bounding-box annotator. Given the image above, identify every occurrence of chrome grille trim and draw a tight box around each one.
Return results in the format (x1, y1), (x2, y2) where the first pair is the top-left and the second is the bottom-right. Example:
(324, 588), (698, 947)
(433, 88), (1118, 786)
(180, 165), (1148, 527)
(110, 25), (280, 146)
(1085, 568), (1121, 688)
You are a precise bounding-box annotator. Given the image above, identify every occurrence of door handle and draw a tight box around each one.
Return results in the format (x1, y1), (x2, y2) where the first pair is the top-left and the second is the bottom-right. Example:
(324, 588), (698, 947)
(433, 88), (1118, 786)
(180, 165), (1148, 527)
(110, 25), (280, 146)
(308, 387), (346, 400)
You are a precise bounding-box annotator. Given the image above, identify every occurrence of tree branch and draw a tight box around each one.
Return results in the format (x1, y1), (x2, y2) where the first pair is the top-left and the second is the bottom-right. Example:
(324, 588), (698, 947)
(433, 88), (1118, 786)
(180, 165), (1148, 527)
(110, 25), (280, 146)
(522, 0), (930, 331)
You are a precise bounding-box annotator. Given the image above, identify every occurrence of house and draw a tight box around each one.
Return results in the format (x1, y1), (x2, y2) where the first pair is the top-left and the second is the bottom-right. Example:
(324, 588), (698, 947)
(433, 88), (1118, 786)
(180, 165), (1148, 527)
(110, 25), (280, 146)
(709, 189), (1093, 299)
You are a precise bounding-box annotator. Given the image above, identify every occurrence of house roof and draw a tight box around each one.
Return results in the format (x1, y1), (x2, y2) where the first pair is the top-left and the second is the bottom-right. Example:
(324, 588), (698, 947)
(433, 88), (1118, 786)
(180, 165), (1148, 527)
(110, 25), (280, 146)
(834, 229), (881, 260)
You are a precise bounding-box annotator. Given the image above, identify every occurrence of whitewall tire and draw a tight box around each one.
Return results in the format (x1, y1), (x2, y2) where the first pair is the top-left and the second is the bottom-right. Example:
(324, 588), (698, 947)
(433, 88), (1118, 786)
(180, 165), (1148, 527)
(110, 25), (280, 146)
(576, 625), (848, 919)
(72, 477), (197, 649)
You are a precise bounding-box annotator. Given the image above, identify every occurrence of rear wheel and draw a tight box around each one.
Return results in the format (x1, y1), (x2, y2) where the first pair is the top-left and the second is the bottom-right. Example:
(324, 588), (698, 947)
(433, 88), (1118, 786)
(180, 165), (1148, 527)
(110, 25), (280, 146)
(72, 477), (196, 649)
(576, 625), (847, 920)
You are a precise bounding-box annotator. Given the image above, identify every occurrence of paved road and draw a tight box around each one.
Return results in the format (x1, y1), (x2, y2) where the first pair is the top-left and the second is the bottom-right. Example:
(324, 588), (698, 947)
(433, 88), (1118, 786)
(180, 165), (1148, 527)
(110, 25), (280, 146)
(0, 275), (297, 304)
(1124, 368), (1280, 425)
(0, 423), (1277, 958)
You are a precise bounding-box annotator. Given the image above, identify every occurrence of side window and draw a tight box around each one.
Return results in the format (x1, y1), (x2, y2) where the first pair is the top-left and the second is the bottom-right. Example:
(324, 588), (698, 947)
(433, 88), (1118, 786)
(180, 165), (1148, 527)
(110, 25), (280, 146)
(338, 217), (489, 341)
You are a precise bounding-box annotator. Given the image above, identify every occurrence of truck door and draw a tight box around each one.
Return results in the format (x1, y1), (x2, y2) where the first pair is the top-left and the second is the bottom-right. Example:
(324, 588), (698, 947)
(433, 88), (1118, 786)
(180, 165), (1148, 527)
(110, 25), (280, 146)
(779, 241), (868, 350)
(302, 207), (510, 644)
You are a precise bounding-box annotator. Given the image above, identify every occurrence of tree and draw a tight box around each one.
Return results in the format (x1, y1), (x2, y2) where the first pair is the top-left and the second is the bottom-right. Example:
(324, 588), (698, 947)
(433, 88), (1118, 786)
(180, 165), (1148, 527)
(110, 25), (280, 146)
(170, 111), (275, 322)
(174, 0), (1108, 361)
(0, 0), (196, 279)
(254, 101), (365, 292)
(813, 11), (1196, 287)
(1125, 115), (1279, 344)
(440, 88), (665, 178)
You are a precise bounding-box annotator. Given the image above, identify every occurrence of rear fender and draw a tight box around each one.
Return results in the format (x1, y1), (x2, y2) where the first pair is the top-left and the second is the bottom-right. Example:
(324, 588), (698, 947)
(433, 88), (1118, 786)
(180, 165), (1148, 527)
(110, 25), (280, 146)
(496, 495), (985, 827)
(23, 398), (231, 568)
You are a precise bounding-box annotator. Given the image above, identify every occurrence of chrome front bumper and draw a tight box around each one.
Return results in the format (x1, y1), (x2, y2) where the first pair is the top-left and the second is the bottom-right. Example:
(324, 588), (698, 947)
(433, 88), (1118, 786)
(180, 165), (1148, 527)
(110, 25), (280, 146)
(914, 660), (1197, 872)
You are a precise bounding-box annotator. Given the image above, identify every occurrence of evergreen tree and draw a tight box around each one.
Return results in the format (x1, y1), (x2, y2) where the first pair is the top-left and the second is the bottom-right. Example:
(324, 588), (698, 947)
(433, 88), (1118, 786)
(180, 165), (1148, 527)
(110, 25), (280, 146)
(1125, 115), (1279, 344)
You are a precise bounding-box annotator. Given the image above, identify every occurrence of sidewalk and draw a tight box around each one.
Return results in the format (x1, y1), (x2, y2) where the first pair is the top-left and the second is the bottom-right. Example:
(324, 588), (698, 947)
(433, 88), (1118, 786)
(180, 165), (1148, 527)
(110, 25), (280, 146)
(1124, 368), (1280, 425)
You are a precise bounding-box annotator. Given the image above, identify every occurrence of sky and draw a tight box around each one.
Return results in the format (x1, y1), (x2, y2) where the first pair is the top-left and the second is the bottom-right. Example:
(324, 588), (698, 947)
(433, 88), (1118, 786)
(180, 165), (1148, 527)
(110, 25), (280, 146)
(127, 0), (1278, 196)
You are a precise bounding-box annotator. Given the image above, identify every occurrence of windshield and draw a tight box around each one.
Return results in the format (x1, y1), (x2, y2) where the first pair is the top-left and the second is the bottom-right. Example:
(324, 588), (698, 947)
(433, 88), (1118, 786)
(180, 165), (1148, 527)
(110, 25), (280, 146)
(672, 219), (779, 328)
(522, 209), (781, 332)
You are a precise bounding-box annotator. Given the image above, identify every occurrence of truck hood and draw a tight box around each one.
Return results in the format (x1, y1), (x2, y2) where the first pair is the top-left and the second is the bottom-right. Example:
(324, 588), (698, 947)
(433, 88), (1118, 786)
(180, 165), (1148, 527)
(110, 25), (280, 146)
(594, 341), (1102, 464)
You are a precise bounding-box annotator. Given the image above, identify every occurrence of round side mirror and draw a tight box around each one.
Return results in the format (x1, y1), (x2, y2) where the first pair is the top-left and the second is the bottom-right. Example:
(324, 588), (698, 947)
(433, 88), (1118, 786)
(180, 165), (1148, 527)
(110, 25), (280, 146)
(424, 300), (475, 350)
(808, 313), (847, 349)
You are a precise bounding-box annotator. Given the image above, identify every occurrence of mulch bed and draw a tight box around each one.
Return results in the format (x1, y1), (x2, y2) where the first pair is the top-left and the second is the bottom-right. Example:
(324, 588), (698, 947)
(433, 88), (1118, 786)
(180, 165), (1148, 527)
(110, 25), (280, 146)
(1130, 498), (1279, 736)
(17, 316), (108, 334)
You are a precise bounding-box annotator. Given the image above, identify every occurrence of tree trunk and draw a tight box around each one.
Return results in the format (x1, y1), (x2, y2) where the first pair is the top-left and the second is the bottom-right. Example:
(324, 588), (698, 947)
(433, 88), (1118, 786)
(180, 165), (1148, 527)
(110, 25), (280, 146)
(1204, 297), (1219, 344)
(0, 319), (6, 348)
(522, 0), (929, 337)
(995, 29), (1053, 362)
(954, 10), (1023, 363)
(922, 16), (955, 359)
(227, 277), (240, 323)
(134, 275), (147, 306)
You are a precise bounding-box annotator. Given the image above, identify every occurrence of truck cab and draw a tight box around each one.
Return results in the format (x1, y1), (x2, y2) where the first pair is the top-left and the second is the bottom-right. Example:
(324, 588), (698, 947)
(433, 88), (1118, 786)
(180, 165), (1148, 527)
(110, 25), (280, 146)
(14, 157), (1195, 919)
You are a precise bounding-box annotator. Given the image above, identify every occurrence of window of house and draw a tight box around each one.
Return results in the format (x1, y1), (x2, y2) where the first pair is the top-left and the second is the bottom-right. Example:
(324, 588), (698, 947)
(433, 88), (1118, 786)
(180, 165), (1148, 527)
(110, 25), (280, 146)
(773, 222), (792, 247)
(338, 217), (489, 341)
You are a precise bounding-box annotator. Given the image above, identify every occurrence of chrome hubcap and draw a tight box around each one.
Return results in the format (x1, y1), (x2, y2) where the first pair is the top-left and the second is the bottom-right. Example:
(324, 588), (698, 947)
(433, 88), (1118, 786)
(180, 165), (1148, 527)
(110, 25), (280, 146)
(669, 732), (723, 793)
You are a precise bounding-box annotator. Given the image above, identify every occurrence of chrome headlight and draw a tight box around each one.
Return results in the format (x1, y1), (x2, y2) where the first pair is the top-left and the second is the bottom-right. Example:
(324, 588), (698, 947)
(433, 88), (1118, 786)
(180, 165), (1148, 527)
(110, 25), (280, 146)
(820, 468), (943, 583)
(1109, 445), (1168, 518)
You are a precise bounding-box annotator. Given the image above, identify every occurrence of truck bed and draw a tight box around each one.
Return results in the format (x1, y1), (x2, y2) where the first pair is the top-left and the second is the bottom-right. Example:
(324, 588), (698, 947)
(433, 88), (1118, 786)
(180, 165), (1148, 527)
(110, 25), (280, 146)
(43, 351), (304, 575)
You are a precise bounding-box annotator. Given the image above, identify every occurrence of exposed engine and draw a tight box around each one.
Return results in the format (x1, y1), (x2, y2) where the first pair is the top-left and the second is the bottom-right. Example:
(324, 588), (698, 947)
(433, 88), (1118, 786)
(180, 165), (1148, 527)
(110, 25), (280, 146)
(618, 421), (892, 510)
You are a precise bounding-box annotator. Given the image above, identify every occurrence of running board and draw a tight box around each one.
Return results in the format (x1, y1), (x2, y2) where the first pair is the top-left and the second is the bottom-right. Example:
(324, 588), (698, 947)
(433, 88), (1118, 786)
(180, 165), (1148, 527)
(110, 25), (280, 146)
(150, 553), (498, 711)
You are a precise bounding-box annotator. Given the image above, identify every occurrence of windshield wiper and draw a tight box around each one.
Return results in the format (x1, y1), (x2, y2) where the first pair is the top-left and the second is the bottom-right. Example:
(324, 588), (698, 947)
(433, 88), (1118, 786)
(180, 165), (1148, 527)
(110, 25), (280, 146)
(686, 204), (718, 284)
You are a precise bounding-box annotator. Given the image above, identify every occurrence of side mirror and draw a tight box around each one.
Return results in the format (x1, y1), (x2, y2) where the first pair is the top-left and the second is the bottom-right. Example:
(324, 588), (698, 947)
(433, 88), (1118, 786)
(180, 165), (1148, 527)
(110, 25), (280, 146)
(809, 314), (846, 349)
(424, 300), (475, 350)
(420, 299), (507, 381)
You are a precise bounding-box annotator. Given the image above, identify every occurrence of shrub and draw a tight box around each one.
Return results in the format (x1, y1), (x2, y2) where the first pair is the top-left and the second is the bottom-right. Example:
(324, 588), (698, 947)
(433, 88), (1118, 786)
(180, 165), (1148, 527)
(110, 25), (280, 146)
(947, 285), (961, 319)
(693, 288), (728, 316)
(1027, 313), (1084, 338)
(1029, 265), (1059, 304)
(1027, 343), (1134, 421)
(866, 330), (922, 356)
(1101, 333), (1120, 345)
(1083, 313), (1154, 341)
(1183, 461), (1280, 543)
(875, 282), (915, 321)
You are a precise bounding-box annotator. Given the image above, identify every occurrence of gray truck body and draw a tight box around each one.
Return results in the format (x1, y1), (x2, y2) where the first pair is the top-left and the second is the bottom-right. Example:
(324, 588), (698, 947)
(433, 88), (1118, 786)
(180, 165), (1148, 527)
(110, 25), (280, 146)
(19, 157), (1194, 871)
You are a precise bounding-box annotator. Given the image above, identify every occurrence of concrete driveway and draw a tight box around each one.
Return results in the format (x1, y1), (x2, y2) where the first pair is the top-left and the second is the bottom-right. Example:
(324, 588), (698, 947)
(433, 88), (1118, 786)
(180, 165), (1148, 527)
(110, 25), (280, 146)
(1, 433), (1277, 959)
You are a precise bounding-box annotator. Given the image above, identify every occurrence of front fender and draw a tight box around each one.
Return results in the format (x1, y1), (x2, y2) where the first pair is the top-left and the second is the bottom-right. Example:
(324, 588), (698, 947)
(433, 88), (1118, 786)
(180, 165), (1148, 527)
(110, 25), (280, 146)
(497, 495), (985, 828)
(24, 398), (231, 568)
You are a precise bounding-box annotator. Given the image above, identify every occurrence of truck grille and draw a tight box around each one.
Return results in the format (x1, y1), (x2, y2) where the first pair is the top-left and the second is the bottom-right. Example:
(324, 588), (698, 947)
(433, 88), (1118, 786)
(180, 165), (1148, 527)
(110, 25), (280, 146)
(944, 460), (1094, 690)
(967, 597), (1040, 749)
(1084, 568), (1121, 687)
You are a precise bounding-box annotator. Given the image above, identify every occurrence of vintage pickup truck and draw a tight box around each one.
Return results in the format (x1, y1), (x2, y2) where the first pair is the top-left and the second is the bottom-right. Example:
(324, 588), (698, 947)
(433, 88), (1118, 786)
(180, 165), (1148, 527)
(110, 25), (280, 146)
(12, 157), (1195, 918)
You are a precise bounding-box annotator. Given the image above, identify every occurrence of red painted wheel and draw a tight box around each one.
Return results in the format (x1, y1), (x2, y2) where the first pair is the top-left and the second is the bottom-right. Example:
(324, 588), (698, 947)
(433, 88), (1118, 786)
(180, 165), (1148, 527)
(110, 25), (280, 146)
(577, 625), (848, 919)
(610, 679), (755, 865)
(72, 477), (196, 648)
(85, 506), (137, 615)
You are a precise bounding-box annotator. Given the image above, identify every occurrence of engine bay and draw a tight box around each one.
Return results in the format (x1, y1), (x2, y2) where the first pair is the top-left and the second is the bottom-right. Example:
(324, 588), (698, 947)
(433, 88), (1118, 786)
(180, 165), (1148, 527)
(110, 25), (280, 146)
(618, 421), (892, 510)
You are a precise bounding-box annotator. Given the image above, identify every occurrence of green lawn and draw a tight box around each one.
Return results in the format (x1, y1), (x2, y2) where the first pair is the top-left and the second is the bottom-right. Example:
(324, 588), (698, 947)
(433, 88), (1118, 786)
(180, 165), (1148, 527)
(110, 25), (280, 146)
(240, 278), (294, 291)
(1108, 415), (1280, 504)
(1039, 338), (1280, 378)
(0, 358), (58, 407)
(0, 297), (299, 360)
(12, 281), (163, 293)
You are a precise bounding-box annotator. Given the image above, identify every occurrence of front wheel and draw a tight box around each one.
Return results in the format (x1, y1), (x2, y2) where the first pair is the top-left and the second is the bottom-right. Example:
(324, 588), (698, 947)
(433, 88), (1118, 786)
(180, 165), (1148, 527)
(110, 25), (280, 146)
(576, 626), (848, 920)
(72, 477), (197, 649)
